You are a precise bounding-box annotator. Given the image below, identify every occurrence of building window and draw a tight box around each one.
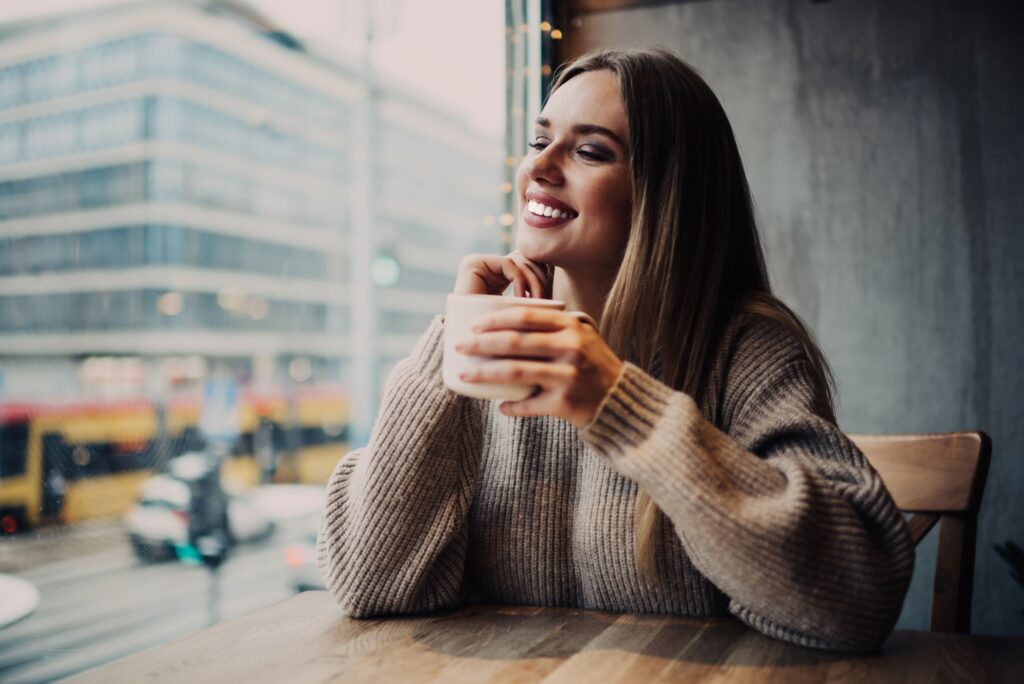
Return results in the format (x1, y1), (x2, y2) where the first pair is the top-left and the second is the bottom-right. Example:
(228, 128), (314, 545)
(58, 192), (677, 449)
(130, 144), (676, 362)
(0, 0), (509, 675)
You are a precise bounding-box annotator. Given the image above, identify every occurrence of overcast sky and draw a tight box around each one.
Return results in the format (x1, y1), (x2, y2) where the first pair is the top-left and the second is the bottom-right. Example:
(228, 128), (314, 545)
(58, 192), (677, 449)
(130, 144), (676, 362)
(0, 0), (506, 135)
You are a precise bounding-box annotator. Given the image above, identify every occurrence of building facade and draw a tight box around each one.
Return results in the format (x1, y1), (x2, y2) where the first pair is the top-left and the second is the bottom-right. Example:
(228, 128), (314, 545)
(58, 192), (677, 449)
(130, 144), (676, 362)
(0, 0), (503, 413)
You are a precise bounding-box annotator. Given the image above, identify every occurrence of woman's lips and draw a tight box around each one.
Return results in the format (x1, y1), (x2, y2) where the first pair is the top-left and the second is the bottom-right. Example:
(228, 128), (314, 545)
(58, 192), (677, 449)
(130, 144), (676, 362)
(522, 208), (575, 228)
(521, 193), (578, 228)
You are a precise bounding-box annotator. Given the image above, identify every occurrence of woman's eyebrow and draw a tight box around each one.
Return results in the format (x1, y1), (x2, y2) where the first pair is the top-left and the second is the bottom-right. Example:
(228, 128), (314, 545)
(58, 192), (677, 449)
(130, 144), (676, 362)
(535, 117), (624, 148)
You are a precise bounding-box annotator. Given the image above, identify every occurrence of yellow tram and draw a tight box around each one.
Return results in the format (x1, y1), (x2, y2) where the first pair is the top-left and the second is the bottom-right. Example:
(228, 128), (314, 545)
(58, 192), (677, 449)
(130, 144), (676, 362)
(0, 387), (347, 533)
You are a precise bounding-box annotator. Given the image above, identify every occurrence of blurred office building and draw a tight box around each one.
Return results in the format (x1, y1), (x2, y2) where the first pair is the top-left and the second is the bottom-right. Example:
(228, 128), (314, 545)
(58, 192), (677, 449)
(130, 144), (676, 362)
(0, 0), (503, 414)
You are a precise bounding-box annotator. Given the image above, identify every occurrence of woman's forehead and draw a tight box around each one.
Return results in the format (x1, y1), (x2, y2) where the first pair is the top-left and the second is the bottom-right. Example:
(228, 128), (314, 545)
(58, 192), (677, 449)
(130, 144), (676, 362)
(541, 70), (627, 138)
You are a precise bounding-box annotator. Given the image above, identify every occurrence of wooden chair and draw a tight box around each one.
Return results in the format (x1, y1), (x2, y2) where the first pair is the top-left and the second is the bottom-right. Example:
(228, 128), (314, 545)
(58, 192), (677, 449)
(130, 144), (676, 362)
(849, 432), (991, 634)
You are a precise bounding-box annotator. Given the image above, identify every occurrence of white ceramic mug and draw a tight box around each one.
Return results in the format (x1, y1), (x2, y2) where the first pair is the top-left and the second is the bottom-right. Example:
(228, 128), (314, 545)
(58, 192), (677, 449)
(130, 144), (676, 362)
(443, 294), (593, 401)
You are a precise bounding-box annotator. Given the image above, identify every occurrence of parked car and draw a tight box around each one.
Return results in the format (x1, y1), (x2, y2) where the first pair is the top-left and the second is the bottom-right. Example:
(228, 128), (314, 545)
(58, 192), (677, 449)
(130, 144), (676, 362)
(249, 484), (328, 592)
(126, 454), (274, 562)
(0, 574), (39, 629)
(284, 532), (324, 592)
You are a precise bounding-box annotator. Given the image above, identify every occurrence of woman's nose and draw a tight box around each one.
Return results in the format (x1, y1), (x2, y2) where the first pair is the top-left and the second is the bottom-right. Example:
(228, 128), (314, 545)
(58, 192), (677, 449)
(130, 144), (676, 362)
(526, 146), (564, 185)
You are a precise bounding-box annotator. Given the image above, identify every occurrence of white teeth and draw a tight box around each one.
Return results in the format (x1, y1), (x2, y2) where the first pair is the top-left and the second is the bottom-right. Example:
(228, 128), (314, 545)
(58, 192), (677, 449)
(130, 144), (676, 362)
(527, 200), (576, 219)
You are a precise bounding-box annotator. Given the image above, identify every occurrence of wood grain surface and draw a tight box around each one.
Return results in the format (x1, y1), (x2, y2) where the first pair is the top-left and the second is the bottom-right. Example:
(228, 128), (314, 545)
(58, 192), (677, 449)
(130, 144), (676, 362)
(67, 592), (1024, 683)
(851, 432), (989, 513)
(851, 431), (991, 633)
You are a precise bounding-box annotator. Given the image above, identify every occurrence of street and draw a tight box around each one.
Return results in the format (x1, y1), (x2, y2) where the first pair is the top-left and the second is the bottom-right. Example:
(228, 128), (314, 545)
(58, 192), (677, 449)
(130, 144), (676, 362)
(0, 516), (319, 683)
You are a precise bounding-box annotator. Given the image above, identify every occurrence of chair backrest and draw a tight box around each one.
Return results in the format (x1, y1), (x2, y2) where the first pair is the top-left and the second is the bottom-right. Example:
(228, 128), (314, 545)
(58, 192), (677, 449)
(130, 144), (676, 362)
(849, 432), (991, 634)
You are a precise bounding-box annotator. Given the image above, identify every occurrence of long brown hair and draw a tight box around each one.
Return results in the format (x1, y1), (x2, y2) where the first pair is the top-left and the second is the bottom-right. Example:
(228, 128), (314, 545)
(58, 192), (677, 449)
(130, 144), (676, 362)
(548, 48), (838, 576)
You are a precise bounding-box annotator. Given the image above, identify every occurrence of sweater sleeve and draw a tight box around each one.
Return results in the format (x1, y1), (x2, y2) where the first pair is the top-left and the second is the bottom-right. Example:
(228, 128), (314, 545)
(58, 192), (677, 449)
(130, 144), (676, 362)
(578, 318), (915, 652)
(316, 316), (483, 617)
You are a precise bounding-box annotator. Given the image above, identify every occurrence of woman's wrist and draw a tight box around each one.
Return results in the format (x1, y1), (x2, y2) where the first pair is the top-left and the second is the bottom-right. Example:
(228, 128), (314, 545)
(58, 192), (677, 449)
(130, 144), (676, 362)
(579, 357), (626, 429)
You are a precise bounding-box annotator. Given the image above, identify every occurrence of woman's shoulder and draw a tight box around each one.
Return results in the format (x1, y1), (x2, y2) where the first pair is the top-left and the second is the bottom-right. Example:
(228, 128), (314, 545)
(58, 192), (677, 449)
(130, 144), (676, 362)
(709, 307), (835, 428)
(717, 309), (809, 375)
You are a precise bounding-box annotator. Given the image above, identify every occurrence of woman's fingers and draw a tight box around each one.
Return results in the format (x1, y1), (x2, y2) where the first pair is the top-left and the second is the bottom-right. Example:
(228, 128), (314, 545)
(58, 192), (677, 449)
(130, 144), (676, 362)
(504, 254), (539, 298)
(472, 306), (573, 333)
(454, 254), (505, 295)
(498, 256), (541, 299)
(511, 274), (525, 298)
(455, 330), (566, 359)
(498, 395), (554, 418)
(458, 359), (575, 386)
(523, 257), (552, 299)
(508, 251), (550, 299)
(454, 252), (552, 299)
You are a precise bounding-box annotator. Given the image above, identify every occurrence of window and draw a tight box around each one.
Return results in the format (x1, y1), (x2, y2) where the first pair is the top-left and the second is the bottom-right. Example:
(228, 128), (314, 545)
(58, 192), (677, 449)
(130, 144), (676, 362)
(0, 0), (510, 678)
(0, 421), (28, 477)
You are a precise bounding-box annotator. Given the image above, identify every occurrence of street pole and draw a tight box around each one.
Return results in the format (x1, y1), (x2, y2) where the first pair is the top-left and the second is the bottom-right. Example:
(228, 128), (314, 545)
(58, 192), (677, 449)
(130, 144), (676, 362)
(203, 440), (229, 626)
(348, 0), (379, 449)
(207, 559), (221, 626)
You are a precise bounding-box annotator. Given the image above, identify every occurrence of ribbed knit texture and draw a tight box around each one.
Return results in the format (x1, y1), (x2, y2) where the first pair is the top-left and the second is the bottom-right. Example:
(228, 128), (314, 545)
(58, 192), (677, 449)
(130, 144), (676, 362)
(318, 313), (915, 652)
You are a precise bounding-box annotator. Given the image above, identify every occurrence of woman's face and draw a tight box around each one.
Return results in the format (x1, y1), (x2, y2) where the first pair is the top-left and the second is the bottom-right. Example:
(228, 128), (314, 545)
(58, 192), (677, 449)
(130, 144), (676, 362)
(515, 69), (632, 274)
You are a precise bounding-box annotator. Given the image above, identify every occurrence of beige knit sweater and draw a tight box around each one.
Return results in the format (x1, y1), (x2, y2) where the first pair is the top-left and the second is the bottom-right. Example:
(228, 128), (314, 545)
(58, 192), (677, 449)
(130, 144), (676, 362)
(318, 312), (915, 652)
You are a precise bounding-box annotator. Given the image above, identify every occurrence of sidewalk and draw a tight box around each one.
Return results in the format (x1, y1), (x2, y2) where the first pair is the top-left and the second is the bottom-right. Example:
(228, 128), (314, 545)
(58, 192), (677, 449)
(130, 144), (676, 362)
(0, 519), (128, 574)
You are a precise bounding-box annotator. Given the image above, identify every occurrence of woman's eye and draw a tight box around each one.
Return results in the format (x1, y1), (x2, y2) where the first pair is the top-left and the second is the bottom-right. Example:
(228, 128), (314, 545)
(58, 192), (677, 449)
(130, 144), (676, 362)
(577, 147), (610, 162)
(526, 140), (610, 162)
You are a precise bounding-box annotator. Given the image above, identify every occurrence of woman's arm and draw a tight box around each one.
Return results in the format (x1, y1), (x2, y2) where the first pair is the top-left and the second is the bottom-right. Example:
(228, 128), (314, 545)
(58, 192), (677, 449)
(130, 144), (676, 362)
(316, 317), (483, 617)
(579, 317), (915, 652)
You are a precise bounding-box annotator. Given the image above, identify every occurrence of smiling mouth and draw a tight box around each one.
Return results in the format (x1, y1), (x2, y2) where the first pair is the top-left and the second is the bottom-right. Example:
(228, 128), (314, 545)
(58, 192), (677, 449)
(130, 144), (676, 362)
(526, 199), (578, 220)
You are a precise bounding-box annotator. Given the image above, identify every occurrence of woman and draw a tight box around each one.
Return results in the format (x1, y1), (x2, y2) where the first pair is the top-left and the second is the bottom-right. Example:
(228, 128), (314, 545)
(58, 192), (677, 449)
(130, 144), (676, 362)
(318, 48), (914, 652)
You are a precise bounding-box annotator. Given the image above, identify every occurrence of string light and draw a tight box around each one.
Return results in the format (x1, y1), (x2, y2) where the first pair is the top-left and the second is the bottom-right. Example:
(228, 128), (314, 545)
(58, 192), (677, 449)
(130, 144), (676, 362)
(248, 296), (268, 320)
(370, 254), (401, 287)
(540, 21), (551, 32)
(157, 291), (183, 316)
(500, 182), (513, 193)
(541, 64), (552, 76)
(289, 357), (312, 383)
(217, 287), (247, 312)
(499, 213), (515, 226)
(550, 29), (563, 40)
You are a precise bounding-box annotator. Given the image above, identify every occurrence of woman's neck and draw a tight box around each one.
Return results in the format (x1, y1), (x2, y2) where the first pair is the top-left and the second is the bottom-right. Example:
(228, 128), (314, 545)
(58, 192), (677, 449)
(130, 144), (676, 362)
(551, 266), (613, 328)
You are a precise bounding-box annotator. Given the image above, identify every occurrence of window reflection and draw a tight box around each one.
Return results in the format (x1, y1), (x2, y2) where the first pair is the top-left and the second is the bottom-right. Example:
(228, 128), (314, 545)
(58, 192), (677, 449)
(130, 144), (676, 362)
(0, 0), (508, 678)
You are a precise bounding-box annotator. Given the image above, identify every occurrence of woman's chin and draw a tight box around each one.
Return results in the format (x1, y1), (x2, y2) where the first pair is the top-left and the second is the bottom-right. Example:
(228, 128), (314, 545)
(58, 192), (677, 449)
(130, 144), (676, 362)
(515, 231), (563, 265)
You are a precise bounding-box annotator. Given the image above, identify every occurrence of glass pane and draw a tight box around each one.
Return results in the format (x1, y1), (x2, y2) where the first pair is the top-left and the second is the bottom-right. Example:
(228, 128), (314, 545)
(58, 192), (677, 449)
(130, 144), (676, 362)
(0, 1), (510, 679)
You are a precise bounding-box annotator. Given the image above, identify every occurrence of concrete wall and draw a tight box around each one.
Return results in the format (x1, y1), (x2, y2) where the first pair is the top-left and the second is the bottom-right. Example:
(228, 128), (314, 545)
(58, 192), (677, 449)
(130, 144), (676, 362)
(564, 0), (1024, 636)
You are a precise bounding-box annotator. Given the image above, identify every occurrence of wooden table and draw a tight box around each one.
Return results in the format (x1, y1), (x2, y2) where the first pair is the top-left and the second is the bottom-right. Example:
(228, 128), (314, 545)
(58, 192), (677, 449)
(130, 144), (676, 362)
(68, 591), (1023, 683)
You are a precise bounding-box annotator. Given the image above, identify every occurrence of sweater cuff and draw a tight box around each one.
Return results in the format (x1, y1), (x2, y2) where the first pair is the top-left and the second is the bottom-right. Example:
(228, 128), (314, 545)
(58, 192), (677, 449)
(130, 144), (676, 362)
(580, 361), (687, 459)
(406, 315), (447, 384)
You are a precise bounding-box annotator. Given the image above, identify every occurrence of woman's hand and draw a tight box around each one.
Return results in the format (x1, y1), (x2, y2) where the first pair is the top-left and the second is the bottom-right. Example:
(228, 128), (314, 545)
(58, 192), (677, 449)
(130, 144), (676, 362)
(453, 251), (551, 299)
(454, 307), (625, 428)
